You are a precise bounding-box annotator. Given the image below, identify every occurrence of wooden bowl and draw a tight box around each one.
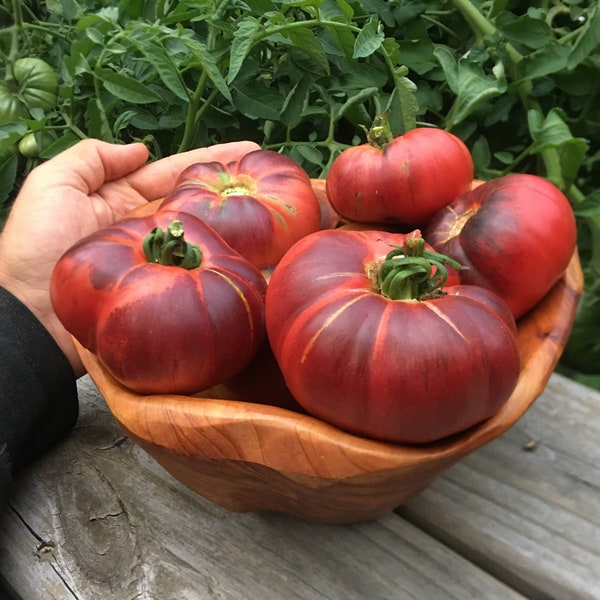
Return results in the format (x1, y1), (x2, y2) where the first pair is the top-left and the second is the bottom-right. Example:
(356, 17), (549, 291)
(77, 243), (583, 523)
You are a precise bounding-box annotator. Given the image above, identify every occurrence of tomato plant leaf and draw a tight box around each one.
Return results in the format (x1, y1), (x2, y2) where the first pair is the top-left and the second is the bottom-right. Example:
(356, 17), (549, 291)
(243, 0), (278, 11)
(95, 68), (165, 104)
(181, 38), (232, 103)
(228, 17), (262, 84)
(353, 17), (384, 59)
(568, 4), (600, 69)
(432, 45), (460, 91)
(128, 29), (191, 101)
(39, 133), (80, 159)
(46, 0), (83, 20)
(84, 27), (107, 46)
(389, 65), (418, 133)
(434, 47), (506, 129)
(322, 20), (356, 60)
(330, 0), (354, 20)
(281, 76), (311, 128)
(231, 83), (283, 121)
(527, 108), (588, 155)
(497, 14), (552, 50)
(397, 40), (437, 75)
(527, 108), (589, 188)
(0, 153), (17, 210)
(573, 190), (600, 219)
(274, 27), (330, 75)
(514, 44), (570, 82)
(293, 143), (324, 167)
(471, 135), (491, 172)
(276, 0), (322, 7)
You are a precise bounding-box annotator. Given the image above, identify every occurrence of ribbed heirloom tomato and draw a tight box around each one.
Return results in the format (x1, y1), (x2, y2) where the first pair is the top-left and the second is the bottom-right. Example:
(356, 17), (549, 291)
(159, 149), (321, 269)
(50, 211), (267, 395)
(424, 173), (578, 319)
(0, 57), (58, 124)
(325, 115), (474, 227)
(265, 229), (521, 444)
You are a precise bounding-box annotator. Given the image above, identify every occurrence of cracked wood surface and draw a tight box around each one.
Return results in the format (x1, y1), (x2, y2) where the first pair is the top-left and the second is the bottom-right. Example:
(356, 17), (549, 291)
(0, 372), (598, 599)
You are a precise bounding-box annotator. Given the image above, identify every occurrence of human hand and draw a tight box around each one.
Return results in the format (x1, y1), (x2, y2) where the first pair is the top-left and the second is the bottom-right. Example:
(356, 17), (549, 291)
(0, 138), (260, 377)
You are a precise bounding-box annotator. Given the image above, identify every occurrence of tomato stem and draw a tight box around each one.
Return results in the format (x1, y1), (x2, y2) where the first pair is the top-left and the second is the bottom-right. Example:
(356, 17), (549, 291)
(143, 220), (202, 269)
(366, 111), (394, 150)
(378, 235), (463, 301)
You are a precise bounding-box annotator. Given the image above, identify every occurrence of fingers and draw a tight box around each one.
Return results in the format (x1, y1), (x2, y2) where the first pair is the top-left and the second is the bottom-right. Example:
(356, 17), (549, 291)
(18, 138), (260, 205)
(125, 141), (261, 201)
(23, 139), (150, 196)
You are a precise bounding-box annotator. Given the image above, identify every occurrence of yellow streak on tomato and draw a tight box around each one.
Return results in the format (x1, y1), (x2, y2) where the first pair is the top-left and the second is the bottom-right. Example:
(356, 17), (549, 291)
(424, 302), (468, 341)
(207, 269), (258, 339)
(300, 294), (367, 364)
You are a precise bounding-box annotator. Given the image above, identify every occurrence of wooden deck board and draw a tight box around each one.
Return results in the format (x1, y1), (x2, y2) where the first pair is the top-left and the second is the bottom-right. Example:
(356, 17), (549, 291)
(0, 373), (598, 599)
(398, 374), (600, 600)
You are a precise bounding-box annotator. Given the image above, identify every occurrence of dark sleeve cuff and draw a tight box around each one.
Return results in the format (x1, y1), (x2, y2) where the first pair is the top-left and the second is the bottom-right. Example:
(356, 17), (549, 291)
(0, 444), (12, 508)
(0, 287), (79, 475)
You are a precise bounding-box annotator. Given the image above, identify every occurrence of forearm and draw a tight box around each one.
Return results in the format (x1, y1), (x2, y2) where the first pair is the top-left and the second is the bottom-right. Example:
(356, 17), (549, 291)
(0, 287), (78, 507)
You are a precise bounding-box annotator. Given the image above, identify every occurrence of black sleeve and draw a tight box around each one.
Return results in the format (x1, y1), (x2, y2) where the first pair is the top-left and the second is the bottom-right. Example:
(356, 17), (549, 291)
(0, 287), (79, 508)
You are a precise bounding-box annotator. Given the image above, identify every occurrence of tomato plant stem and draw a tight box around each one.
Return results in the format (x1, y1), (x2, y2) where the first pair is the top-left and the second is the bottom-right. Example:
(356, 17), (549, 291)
(449, 0), (495, 40)
(5, 0), (23, 78)
(179, 71), (210, 152)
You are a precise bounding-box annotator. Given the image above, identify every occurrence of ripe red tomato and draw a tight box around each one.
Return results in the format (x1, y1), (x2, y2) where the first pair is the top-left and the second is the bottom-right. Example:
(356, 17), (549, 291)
(424, 173), (577, 319)
(265, 229), (521, 444)
(159, 149), (321, 269)
(50, 211), (267, 395)
(325, 121), (473, 227)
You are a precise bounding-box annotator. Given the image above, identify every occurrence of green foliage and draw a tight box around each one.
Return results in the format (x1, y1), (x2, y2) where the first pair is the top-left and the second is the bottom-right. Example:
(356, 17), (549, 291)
(1, 0), (600, 383)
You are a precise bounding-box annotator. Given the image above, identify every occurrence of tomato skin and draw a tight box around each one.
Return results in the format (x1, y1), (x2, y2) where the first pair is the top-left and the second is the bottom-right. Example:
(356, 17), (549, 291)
(159, 149), (321, 269)
(265, 229), (520, 444)
(0, 85), (28, 124)
(50, 211), (267, 395)
(18, 131), (54, 157)
(0, 58), (58, 124)
(325, 127), (474, 227)
(13, 58), (58, 110)
(310, 178), (342, 230)
(424, 173), (577, 319)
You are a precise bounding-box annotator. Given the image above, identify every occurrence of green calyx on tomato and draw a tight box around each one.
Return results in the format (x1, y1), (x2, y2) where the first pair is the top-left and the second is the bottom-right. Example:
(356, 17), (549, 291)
(143, 220), (202, 268)
(364, 110), (394, 150)
(377, 235), (463, 301)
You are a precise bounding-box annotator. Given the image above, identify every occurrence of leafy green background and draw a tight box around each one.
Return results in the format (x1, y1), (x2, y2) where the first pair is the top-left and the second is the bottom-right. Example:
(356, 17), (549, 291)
(1, 0), (600, 386)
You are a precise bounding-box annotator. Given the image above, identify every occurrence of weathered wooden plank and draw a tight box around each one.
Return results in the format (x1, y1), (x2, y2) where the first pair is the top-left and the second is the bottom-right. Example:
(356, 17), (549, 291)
(398, 373), (600, 600)
(0, 376), (526, 600)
